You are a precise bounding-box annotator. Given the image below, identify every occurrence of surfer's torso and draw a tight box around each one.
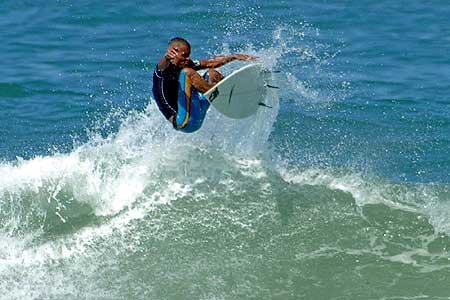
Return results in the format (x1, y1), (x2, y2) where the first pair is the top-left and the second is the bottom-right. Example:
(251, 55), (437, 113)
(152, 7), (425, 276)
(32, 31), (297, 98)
(152, 59), (200, 120)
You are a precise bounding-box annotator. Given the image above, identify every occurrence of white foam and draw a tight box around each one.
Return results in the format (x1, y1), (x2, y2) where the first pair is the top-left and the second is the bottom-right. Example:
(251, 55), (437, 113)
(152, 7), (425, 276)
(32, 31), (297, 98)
(279, 167), (421, 212)
(278, 166), (450, 239)
(234, 158), (268, 179)
(0, 40), (285, 299)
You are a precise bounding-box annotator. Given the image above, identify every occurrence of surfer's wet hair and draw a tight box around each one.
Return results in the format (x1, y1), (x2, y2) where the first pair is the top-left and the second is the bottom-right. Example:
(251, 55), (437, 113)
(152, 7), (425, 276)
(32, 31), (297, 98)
(169, 37), (191, 49)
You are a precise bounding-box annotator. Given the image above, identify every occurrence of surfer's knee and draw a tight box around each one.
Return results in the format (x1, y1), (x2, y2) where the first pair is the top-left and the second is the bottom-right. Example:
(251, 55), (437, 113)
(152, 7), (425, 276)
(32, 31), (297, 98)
(206, 69), (224, 85)
(181, 68), (211, 93)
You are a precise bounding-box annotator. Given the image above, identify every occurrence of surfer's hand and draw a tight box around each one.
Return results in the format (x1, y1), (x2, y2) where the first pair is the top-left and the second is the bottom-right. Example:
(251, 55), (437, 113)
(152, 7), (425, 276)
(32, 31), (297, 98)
(165, 48), (179, 61)
(233, 54), (258, 61)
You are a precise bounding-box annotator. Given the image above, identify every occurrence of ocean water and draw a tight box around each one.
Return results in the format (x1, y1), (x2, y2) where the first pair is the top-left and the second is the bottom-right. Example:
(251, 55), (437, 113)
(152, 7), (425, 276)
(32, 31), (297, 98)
(1, 1), (450, 299)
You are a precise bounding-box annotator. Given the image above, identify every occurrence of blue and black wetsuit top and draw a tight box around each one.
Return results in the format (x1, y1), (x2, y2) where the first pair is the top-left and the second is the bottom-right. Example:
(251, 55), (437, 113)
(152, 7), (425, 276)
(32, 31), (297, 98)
(152, 59), (201, 121)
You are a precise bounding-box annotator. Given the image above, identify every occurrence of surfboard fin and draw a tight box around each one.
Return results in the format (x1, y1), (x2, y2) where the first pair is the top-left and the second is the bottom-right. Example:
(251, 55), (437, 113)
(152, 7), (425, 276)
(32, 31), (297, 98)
(258, 102), (273, 108)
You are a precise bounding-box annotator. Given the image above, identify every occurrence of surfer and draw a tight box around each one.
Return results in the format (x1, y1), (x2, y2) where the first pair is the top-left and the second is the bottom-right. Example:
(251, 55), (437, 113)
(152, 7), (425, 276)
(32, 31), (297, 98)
(152, 37), (256, 132)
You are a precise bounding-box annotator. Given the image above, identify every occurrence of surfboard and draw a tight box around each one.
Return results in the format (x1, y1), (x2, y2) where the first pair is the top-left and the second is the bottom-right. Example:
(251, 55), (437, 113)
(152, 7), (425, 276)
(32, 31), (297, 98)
(203, 64), (271, 119)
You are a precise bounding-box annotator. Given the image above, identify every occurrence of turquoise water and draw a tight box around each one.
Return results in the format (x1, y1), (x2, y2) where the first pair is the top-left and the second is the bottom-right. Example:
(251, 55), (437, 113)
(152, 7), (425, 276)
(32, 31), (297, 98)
(1, 1), (450, 299)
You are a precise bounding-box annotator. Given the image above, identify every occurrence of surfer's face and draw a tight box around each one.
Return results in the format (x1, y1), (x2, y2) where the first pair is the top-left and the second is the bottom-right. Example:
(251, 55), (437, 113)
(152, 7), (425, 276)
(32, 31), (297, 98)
(170, 44), (190, 67)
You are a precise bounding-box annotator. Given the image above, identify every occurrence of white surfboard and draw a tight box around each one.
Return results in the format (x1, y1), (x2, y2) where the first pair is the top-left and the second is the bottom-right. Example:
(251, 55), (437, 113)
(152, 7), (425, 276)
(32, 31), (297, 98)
(203, 64), (270, 119)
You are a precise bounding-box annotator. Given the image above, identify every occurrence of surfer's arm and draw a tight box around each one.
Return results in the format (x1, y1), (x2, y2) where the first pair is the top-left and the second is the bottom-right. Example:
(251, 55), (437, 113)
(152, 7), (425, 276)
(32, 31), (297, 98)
(197, 54), (257, 69)
(157, 56), (171, 71)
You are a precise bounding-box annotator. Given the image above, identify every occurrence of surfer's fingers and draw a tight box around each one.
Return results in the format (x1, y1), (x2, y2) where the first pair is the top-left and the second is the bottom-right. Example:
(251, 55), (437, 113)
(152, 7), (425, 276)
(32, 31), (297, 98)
(235, 54), (258, 61)
(166, 48), (178, 58)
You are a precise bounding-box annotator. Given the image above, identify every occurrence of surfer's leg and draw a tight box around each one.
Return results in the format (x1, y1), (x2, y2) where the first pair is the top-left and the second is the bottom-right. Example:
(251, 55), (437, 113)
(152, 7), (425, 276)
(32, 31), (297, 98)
(174, 69), (211, 132)
(182, 68), (212, 93)
(205, 69), (224, 85)
(183, 67), (225, 92)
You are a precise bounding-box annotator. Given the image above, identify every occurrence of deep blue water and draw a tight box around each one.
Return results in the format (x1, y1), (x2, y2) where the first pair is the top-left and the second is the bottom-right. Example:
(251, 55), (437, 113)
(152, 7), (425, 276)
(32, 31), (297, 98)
(1, 1), (450, 299)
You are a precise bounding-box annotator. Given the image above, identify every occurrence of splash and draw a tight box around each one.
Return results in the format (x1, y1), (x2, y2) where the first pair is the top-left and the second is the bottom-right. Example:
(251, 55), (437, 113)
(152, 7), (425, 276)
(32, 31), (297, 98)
(279, 166), (450, 236)
(0, 39), (282, 239)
